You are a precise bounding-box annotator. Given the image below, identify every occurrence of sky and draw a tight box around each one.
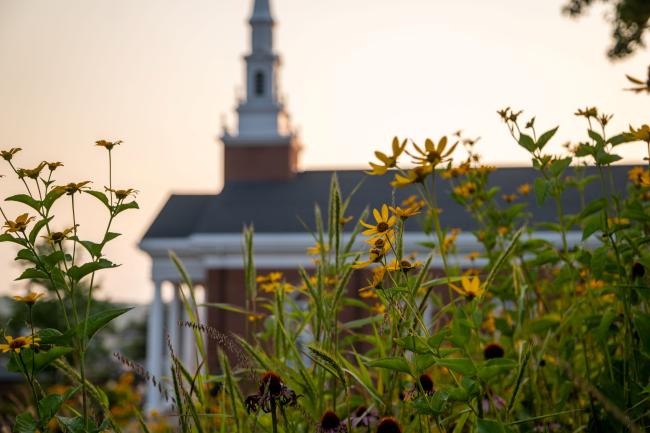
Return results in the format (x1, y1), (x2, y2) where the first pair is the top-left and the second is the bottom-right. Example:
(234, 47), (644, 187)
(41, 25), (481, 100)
(0, 0), (648, 304)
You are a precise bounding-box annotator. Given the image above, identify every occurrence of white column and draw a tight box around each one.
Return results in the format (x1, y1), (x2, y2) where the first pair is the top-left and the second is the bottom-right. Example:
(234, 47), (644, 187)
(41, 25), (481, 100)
(181, 302), (195, 370)
(165, 284), (180, 374)
(145, 281), (164, 413)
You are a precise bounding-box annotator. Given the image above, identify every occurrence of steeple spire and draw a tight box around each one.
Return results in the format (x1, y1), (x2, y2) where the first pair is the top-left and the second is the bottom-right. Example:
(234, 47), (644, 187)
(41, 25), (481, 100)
(220, 0), (302, 182)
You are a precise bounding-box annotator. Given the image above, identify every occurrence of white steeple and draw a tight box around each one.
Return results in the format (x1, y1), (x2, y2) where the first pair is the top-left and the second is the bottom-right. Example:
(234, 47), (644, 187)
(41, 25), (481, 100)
(223, 0), (293, 141)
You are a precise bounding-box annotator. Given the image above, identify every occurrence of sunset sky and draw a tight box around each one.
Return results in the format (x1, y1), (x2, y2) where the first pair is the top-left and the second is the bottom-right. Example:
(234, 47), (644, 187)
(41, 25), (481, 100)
(0, 0), (647, 303)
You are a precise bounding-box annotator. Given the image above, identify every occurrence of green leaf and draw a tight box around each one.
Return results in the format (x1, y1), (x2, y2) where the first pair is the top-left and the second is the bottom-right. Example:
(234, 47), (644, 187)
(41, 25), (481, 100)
(477, 358), (518, 380)
(56, 416), (86, 433)
(477, 418), (512, 433)
(114, 200), (139, 215)
(43, 250), (66, 268)
(526, 314), (561, 334)
(0, 233), (28, 247)
(29, 217), (53, 245)
(15, 248), (38, 264)
(368, 357), (412, 374)
(6, 194), (41, 212)
(597, 309), (617, 343)
(16, 268), (49, 281)
(549, 157), (571, 178)
(436, 358), (476, 376)
(582, 213), (604, 240)
(534, 177), (549, 205)
(42, 189), (65, 211)
(536, 126), (558, 149)
(38, 387), (80, 425)
(62, 307), (132, 344)
(578, 198), (607, 220)
(518, 134), (536, 152)
(13, 412), (37, 433)
(67, 258), (117, 282)
(7, 347), (74, 374)
(85, 190), (110, 209)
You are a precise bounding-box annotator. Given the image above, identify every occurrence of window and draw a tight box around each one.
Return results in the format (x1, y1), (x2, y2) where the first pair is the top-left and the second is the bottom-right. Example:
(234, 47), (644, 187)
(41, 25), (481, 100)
(254, 71), (265, 96)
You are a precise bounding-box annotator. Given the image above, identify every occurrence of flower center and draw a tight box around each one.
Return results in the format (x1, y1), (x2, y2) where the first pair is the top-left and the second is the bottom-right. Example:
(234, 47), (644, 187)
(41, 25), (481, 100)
(377, 222), (389, 233)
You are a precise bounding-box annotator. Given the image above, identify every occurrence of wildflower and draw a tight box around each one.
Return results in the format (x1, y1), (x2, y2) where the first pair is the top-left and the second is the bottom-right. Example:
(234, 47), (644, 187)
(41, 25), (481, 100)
(0, 335), (40, 353)
(401, 195), (425, 208)
(502, 194), (517, 203)
(360, 266), (386, 293)
(244, 371), (298, 414)
(105, 187), (138, 201)
(607, 217), (630, 227)
(53, 181), (91, 195)
(628, 167), (650, 187)
(339, 215), (354, 225)
(525, 117), (536, 129)
(483, 343), (505, 360)
(17, 162), (47, 179)
(95, 139), (123, 151)
(497, 107), (511, 121)
(408, 137), (457, 167)
(475, 165), (496, 175)
(625, 66), (650, 93)
(575, 107), (598, 119)
(443, 228), (461, 250)
(465, 251), (480, 261)
(41, 226), (76, 245)
(376, 417), (402, 433)
(598, 113), (613, 126)
(367, 137), (407, 175)
(453, 182), (476, 198)
(307, 242), (328, 256)
(360, 204), (396, 239)
(418, 373), (434, 395)
(626, 124), (650, 143)
(0, 147), (21, 161)
(390, 165), (432, 188)
(352, 243), (390, 269)
(497, 226), (509, 236)
(632, 262), (645, 279)
(247, 313), (265, 322)
(13, 292), (44, 306)
(3, 213), (35, 233)
(517, 183), (531, 195)
(450, 276), (484, 300)
(46, 161), (64, 171)
(482, 394), (507, 413)
(317, 411), (347, 433)
(508, 110), (523, 122)
(347, 406), (379, 429)
(385, 259), (422, 273)
(370, 303), (386, 315)
(389, 205), (421, 220)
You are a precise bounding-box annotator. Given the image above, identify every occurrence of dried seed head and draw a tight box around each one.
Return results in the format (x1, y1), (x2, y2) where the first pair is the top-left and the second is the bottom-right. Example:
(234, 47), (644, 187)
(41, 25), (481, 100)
(632, 262), (645, 279)
(376, 417), (402, 433)
(418, 373), (434, 394)
(483, 343), (505, 360)
(319, 411), (342, 432)
(260, 371), (283, 396)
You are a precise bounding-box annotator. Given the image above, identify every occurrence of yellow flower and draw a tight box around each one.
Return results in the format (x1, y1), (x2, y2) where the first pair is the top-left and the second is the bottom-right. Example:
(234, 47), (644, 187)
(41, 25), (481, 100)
(105, 187), (138, 201)
(16, 162), (47, 180)
(41, 226), (77, 244)
(453, 182), (477, 198)
(385, 259), (422, 273)
(401, 195), (423, 208)
(352, 243), (390, 269)
(517, 183), (531, 195)
(307, 242), (328, 256)
(390, 165), (433, 188)
(408, 136), (457, 167)
(608, 217), (630, 227)
(370, 303), (386, 315)
(626, 124), (650, 143)
(502, 194), (518, 203)
(575, 107), (598, 119)
(465, 251), (480, 261)
(360, 266), (386, 293)
(441, 162), (471, 179)
(248, 313), (265, 322)
(0, 147), (21, 161)
(443, 228), (461, 250)
(95, 139), (123, 151)
(13, 292), (44, 305)
(389, 203), (422, 220)
(497, 226), (509, 236)
(628, 167), (650, 187)
(0, 335), (40, 353)
(3, 213), (35, 233)
(625, 67), (650, 94)
(45, 161), (64, 171)
(475, 165), (496, 175)
(360, 204), (396, 239)
(449, 276), (484, 300)
(367, 137), (407, 175)
(339, 215), (354, 225)
(53, 181), (91, 196)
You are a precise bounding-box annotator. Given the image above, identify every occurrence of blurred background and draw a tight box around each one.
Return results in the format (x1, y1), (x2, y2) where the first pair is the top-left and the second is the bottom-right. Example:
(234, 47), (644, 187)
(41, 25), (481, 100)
(0, 0), (647, 304)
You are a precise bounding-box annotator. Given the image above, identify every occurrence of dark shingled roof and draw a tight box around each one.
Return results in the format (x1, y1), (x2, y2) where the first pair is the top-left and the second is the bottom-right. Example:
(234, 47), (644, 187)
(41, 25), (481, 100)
(142, 166), (633, 239)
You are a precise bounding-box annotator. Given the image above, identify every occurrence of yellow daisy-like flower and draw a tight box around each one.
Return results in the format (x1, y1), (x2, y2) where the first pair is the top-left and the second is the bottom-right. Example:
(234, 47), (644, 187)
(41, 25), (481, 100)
(95, 139), (123, 151)
(385, 259), (422, 273)
(307, 242), (328, 256)
(626, 124), (650, 143)
(408, 137), (457, 168)
(367, 137), (407, 175)
(370, 303), (386, 315)
(248, 313), (265, 322)
(628, 167), (650, 187)
(497, 226), (509, 236)
(53, 181), (91, 196)
(502, 194), (518, 203)
(0, 147), (22, 161)
(465, 251), (480, 261)
(3, 213), (36, 233)
(608, 217), (630, 226)
(360, 266), (386, 293)
(17, 162), (47, 180)
(360, 204), (396, 239)
(625, 67), (650, 94)
(449, 276), (485, 300)
(105, 187), (138, 201)
(0, 335), (40, 353)
(41, 226), (77, 245)
(575, 107), (598, 119)
(13, 292), (44, 305)
(453, 182), (477, 198)
(45, 161), (64, 171)
(339, 215), (354, 225)
(352, 243), (390, 269)
(389, 204), (422, 220)
(517, 183), (531, 195)
(443, 228), (461, 251)
(390, 165), (433, 188)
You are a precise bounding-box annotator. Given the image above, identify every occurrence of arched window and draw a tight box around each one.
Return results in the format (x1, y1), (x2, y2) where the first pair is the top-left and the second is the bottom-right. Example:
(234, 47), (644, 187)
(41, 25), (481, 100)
(254, 71), (265, 96)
